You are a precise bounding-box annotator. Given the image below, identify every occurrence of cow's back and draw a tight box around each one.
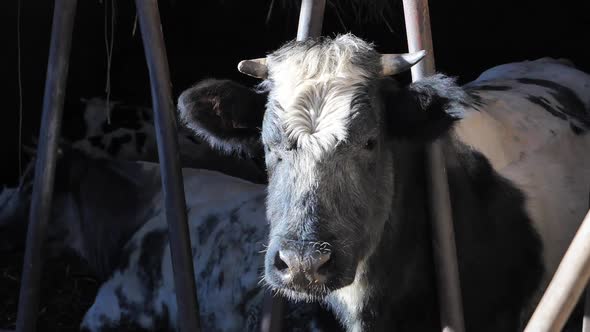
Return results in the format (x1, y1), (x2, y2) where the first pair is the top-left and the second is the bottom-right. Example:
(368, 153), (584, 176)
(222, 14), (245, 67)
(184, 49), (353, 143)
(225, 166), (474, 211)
(453, 58), (590, 310)
(80, 167), (337, 331)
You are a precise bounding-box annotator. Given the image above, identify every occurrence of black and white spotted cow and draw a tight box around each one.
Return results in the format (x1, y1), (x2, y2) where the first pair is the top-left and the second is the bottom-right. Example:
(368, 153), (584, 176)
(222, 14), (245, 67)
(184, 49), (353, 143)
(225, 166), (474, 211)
(176, 34), (590, 331)
(60, 97), (266, 183)
(0, 151), (341, 331)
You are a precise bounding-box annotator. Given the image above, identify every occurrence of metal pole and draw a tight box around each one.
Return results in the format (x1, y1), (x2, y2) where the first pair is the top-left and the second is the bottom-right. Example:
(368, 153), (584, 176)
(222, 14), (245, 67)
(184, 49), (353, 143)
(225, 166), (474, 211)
(260, 1), (327, 331)
(524, 209), (590, 332)
(296, 0), (326, 41)
(15, 1), (77, 331)
(401, 1), (466, 332)
(135, 1), (200, 331)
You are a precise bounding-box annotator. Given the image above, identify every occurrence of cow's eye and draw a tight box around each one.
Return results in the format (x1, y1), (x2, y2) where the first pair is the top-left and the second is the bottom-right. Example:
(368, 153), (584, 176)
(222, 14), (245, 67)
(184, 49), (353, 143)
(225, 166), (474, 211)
(364, 138), (377, 151)
(265, 145), (282, 162)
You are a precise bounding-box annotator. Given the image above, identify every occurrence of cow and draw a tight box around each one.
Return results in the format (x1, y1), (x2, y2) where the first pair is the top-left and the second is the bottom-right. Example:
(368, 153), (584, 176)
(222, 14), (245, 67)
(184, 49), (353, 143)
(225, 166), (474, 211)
(177, 34), (590, 331)
(0, 151), (341, 331)
(58, 97), (266, 183)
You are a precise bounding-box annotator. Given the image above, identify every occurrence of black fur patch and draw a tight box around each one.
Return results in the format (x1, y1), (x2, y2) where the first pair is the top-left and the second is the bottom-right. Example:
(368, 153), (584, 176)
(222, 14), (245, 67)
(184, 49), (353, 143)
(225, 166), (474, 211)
(517, 78), (589, 134)
(138, 229), (169, 291)
(135, 132), (147, 154)
(380, 74), (467, 141)
(61, 99), (89, 141)
(346, 138), (544, 331)
(88, 135), (106, 149)
(118, 241), (138, 272)
(183, 133), (201, 145)
(526, 95), (567, 120)
(107, 134), (133, 156)
(197, 214), (219, 243)
(571, 123), (584, 135)
(462, 91), (487, 110)
(177, 79), (267, 156)
(474, 84), (512, 92)
(101, 104), (149, 133)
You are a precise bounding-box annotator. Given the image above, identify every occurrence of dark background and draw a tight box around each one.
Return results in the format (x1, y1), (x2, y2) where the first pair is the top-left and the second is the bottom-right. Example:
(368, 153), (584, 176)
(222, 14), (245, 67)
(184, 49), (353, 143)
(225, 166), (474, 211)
(1, 0), (589, 185)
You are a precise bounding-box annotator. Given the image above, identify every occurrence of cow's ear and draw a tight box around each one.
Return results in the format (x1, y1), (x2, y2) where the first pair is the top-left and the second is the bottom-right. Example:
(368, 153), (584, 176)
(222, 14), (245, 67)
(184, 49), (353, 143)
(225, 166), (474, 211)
(381, 74), (467, 141)
(177, 79), (267, 157)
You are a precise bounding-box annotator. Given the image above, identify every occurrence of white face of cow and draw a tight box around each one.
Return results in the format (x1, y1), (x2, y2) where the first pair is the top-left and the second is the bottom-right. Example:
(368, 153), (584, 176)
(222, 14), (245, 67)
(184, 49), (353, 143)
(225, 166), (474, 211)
(258, 36), (398, 300)
(178, 33), (467, 302)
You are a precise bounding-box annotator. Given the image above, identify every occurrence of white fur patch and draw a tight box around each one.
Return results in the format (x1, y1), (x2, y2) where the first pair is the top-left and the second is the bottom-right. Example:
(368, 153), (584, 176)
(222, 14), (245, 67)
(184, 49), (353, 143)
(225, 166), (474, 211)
(265, 34), (377, 159)
(81, 166), (326, 331)
(454, 58), (590, 313)
(281, 81), (359, 157)
(326, 259), (369, 331)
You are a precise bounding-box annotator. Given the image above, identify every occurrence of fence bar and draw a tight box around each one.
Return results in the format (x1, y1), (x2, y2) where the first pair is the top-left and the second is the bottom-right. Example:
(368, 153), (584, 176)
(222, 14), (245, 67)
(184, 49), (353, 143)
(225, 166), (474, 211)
(135, 1), (201, 331)
(296, 0), (326, 41)
(584, 285), (590, 332)
(15, 1), (78, 331)
(524, 209), (590, 331)
(260, 292), (284, 332)
(584, 194), (590, 332)
(260, 1), (327, 331)
(401, 1), (466, 332)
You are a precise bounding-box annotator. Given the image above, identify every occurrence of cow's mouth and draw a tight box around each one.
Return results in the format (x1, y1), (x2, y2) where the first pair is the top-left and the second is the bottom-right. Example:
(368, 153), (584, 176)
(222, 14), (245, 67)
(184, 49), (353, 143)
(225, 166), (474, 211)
(264, 246), (357, 301)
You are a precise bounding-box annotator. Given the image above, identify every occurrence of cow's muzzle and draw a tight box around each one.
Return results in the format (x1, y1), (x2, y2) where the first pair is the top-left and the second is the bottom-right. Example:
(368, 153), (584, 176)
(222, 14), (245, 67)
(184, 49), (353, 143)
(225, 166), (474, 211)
(269, 240), (333, 289)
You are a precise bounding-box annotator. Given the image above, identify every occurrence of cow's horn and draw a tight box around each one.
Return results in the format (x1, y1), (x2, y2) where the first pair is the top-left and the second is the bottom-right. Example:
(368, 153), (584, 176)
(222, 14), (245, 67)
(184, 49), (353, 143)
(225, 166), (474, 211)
(380, 50), (427, 76)
(237, 58), (268, 79)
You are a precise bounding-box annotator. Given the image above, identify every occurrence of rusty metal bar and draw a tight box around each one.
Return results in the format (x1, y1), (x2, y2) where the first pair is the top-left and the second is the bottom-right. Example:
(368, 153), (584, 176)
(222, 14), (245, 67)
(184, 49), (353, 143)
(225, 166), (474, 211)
(135, 1), (201, 331)
(15, 1), (78, 331)
(524, 209), (590, 332)
(260, 1), (327, 331)
(401, 1), (466, 332)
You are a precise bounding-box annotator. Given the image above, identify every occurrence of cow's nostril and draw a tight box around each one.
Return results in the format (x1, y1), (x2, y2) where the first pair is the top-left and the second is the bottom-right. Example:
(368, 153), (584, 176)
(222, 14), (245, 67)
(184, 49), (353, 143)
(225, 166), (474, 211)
(312, 252), (331, 275)
(274, 251), (289, 271)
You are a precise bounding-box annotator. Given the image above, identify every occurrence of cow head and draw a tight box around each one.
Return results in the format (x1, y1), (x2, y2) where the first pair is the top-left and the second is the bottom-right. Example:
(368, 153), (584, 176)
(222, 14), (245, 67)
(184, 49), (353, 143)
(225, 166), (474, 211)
(178, 34), (467, 301)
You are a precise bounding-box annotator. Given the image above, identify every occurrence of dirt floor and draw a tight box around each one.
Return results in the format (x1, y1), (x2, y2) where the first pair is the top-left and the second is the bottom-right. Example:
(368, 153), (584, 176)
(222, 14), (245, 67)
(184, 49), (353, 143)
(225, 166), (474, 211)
(0, 250), (98, 331)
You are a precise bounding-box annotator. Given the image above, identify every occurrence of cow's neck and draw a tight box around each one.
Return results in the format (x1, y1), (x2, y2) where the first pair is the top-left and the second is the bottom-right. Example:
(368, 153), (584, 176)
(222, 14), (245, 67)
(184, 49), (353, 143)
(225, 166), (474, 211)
(327, 136), (544, 332)
(327, 140), (439, 331)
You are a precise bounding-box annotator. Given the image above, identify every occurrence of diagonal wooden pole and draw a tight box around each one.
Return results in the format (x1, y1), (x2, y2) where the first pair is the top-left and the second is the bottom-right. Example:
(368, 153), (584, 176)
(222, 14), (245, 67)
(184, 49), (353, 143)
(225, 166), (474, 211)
(16, 1), (78, 331)
(525, 208), (590, 332)
(583, 194), (590, 332)
(402, 1), (466, 332)
(135, 1), (200, 331)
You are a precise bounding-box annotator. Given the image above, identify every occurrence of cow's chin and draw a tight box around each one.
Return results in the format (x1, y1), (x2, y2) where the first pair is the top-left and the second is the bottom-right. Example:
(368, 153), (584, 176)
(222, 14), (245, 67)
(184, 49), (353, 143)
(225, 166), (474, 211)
(263, 265), (358, 303)
(272, 284), (332, 303)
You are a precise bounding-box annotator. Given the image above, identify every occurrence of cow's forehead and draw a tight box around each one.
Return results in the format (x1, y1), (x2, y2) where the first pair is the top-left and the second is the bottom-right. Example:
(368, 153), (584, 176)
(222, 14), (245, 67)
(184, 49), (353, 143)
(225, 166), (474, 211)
(267, 34), (380, 85)
(262, 34), (381, 158)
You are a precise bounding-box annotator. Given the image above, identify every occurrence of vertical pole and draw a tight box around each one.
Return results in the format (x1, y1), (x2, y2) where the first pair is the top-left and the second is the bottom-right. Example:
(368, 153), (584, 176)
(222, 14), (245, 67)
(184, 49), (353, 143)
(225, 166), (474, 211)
(260, 1), (326, 331)
(15, 1), (78, 332)
(260, 290), (285, 332)
(584, 194), (590, 332)
(296, 0), (326, 41)
(401, 1), (466, 332)
(524, 209), (590, 332)
(584, 284), (590, 332)
(135, 1), (200, 331)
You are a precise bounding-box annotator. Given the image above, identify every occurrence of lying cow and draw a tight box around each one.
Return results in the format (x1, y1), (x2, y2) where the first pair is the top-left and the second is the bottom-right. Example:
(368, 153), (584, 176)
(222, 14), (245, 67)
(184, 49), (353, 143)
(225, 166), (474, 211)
(59, 97), (265, 183)
(177, 34), (590, 331)
(0, 151), (341, 331)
